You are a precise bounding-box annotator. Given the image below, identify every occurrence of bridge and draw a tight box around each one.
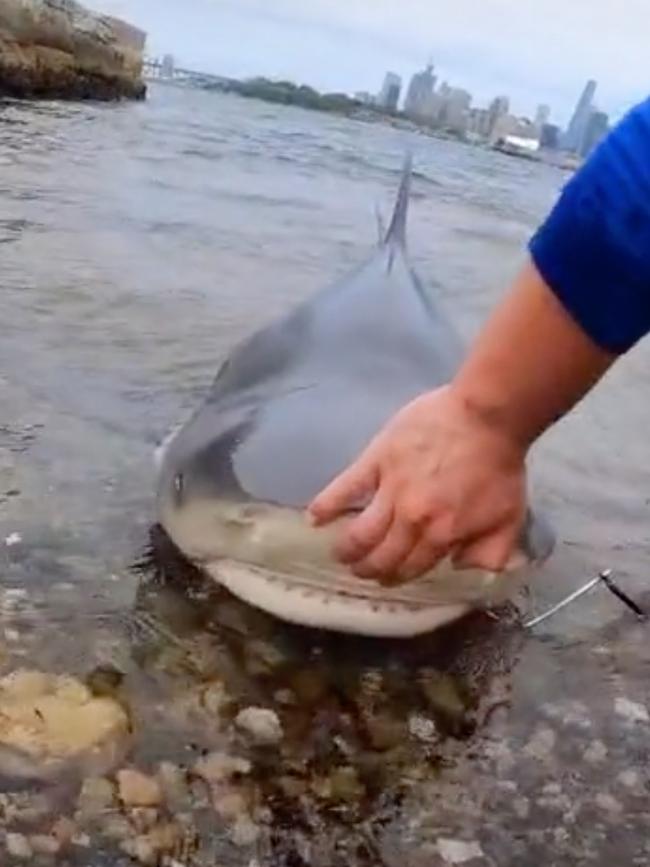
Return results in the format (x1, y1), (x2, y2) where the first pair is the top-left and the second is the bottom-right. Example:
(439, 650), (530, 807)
(143, 56), (232, 90)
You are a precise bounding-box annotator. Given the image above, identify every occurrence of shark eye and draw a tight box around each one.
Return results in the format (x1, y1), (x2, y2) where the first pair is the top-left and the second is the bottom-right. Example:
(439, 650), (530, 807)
(173, 473), (184, 505)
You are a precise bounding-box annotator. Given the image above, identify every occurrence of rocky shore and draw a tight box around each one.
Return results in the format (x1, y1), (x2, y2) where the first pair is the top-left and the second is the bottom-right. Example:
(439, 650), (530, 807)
(0, 0), (146, 100)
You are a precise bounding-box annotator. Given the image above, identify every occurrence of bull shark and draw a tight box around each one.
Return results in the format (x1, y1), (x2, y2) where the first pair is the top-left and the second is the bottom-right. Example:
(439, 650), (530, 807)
(155, 158), (555, 638)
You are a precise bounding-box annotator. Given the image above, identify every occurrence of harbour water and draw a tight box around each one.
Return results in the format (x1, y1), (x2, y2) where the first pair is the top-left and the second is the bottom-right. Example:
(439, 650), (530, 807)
(1, 84), (650, 865)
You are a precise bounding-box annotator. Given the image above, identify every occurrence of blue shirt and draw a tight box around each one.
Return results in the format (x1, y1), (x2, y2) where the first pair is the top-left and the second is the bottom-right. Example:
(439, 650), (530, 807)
(529, 97), (650, 354)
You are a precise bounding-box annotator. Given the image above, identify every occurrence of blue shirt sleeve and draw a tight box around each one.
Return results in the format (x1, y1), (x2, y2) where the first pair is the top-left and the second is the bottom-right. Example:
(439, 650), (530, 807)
(529, 97), (650, 354)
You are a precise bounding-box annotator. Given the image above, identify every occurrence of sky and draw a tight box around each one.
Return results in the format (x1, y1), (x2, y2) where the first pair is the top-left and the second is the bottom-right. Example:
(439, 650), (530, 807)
(90, 0), (649, 125)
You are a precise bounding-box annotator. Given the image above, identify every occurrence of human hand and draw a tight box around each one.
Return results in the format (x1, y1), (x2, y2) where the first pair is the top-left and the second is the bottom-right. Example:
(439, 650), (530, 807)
(308, 385), (528, 584)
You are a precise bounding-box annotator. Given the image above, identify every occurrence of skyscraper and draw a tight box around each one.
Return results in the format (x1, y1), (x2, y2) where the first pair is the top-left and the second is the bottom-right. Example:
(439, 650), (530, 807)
(439, 88), (472, 135)
(404, 63), (437, 119)
(581, 110), (610, 158)
(487, 96), (510, 139)
(535, 104), (551, 129)
(540, 123), (561, 150)
(563, 79), (597, 152)
(377, 72), (402, 112)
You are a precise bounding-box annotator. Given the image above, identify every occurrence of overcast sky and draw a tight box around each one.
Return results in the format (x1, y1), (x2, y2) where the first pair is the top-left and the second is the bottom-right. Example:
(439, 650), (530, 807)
(91, 0), (648, 125)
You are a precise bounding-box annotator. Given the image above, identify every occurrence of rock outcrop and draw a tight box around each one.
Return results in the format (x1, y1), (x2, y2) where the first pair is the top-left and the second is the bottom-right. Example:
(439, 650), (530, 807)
(0, 0), (146, 100)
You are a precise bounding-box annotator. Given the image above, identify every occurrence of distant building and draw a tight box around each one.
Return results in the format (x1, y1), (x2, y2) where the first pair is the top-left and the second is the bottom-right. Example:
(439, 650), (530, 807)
(563, 79), (597, 152)
(467, 107), (491, 139)
(404, 63), (437, 119)
(535, 104), (551, 129)
(354, 91), (375, 106)
(377, 72), (402, 112)
(540, 123), (561, 150)
(439, 87), (472, 135)
(581, 109), (609, 157)
(487, 95), (510, 139)
(161, 53), (175, 78)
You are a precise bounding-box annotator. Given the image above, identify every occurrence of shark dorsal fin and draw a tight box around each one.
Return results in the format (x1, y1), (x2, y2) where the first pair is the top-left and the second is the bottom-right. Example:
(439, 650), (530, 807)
(383, 153), (412, 249)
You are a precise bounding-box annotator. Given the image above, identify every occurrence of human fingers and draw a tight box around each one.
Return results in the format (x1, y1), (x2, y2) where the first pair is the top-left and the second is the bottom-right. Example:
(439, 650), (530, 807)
(308, 454), (378, 527)
(334, 484), (394, 565)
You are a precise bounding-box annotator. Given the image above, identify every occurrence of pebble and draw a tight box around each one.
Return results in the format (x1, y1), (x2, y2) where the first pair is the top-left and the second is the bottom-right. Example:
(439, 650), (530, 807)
(121, 835), (158, 866)
(523, 725), (556, 760)
(29, 834), (61, 855)
(618, 769), (641, 789)
(513, 797), (530, 819)
(6, 833), (33, 859)
(157, 762), (191, 810)
(77, 777), (116, 816)
(194, 752), (251, 784)
(408, 714), (438, 744)
(595, 792), (623, 815)
(437, 838), (484, 864)
(235, 707), (283, 745)
(51, 817), (77, 846)
(130, 807), (160, 834)
(117, 769), (163, 807)
(615, 697), (649, 724)
(214, 792), (249, 821)
(584, 740), (608, 764)
(230, 814), (261, 847)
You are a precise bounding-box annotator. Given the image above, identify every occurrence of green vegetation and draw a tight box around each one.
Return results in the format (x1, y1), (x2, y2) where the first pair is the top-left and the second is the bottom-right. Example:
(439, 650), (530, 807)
(204, 76), (371, 116)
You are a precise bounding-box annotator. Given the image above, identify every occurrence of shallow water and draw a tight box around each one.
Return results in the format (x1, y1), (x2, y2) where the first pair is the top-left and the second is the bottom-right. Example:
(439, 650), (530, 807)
(1, 84), (650, 865)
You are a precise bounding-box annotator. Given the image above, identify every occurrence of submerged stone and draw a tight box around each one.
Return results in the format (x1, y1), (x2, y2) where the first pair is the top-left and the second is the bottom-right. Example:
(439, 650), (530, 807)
(0, 670), (130, 780)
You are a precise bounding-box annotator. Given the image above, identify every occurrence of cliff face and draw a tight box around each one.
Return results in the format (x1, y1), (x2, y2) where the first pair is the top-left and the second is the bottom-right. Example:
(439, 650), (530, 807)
(0, 0), (147, 100)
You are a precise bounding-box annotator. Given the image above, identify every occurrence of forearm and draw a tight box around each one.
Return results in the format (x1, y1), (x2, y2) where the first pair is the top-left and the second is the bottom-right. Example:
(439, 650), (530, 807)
(452, 260), (615, 448)
(454, 95), (650, 449)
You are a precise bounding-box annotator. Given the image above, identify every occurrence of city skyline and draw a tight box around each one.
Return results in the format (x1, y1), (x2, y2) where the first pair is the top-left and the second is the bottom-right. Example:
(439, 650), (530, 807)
(88, 0), (647, 126)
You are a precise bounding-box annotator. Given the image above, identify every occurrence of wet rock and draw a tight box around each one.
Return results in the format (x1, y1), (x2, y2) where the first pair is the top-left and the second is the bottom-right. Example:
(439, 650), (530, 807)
(0, 670), (129, 779)
(0, 791), (51, 824)
(274, 689), (297, 707)
(101, 814), (133, 841)
(5, 832), (33, 859)
(193, 752), (251, 784)
(77, 776), (116, 816)
(513, 797), (530, 819)
(244, 639), (287, 676)
(311, 766), (365, 804)
(583, 740), (608, 764)
(157, 762), (191, 811)
(51, 817), (77, 847)
(29, 833), (61, 855)
(595, 792), (623, 815)
(129, 807), (160, 833)
(117, 769), (163, 807)
(523, 725), (556, 760)
(408, 714), (438, 744)
(121, 835), (158, 866)
(363, 713), (406, 751)
(235, 707), (283, 745)
(214, 791), (249, 821)
(230, 814), (261, 847)
(615, 697), (649, 724)
(436, 838), (484, 864)
(618, 769), (641, 789)
(277, 775), (307, 798)
(122, 823), (185, 864)
(199, 681), (232, 716)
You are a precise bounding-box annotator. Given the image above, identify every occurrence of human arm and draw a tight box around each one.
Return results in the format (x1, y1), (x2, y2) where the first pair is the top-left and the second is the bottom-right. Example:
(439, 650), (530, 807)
(308, 96), (650, 581)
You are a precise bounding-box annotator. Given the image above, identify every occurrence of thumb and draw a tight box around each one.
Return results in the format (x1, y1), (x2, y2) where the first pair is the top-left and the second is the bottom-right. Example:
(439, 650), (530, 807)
(308, 455), (378, 527)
